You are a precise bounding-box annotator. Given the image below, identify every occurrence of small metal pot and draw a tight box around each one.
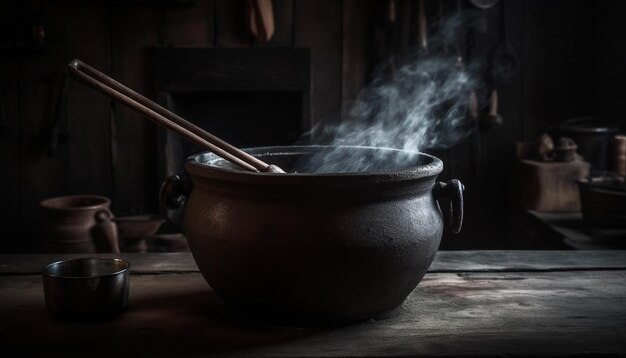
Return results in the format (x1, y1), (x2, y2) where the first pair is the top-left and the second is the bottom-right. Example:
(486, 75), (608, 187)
(161, 145), (463, 325)
(42, 258), (130, 319)
(558, 117), (620, 170)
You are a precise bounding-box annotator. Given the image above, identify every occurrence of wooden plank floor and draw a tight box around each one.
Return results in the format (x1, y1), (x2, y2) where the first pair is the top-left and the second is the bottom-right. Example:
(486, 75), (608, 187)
(1, 251), (626, 357)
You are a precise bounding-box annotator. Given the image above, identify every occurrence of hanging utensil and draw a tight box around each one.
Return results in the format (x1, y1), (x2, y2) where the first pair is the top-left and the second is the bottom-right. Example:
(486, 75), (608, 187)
(385, 0), (398, 76)
(372, 0), (398, 80)
(66, 59), (285, 174)
(484, 88), (502, 127)
(455, 46), (479, 121)
(417, 0), (428, 53)
(490, 1), (518, 80)
(387, 0), (397, 24)
(452, 0), (478, 122)
(245, 0), (275, 43)
(483, 0), (517, 128)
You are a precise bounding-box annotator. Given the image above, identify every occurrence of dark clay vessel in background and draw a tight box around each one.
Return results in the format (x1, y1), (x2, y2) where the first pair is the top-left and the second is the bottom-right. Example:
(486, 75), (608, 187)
(39, 195), (120, 253)
(161, 146), (463, 325)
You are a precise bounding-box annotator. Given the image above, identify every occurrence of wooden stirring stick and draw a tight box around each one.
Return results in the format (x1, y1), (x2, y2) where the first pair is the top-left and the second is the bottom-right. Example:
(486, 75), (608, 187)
(66, 59), (284, 173)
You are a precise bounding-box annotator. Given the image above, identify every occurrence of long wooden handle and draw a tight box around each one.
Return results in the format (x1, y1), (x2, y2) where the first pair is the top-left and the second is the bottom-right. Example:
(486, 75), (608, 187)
(67, 59), (279, 173)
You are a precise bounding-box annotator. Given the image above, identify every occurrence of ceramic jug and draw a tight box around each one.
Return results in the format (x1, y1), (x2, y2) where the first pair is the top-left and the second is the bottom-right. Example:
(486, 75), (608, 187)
(40, 195), (120, 253)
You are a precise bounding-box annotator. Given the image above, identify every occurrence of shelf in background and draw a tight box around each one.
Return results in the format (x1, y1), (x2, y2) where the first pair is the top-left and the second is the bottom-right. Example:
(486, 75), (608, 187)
(524, 210), (626, 250)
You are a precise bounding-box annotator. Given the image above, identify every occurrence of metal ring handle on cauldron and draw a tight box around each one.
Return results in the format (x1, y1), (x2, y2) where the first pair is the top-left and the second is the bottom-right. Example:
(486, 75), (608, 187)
(160, 174), (193, 210)
(433, 179), (464, 234)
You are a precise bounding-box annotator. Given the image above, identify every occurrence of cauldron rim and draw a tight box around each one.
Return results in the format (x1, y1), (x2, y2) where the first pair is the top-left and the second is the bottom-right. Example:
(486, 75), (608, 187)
(185, 145), (442, 184)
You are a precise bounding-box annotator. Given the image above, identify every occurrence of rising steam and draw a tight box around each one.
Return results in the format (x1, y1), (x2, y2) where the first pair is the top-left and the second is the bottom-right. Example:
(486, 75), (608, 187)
(297, 16), (481, 174)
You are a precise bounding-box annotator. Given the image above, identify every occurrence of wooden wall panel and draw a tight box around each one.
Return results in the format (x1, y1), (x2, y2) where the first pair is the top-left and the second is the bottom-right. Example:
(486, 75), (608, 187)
(0, 0), (619, 252)
(597, 1), (626, 128)
(341, 0), (377, 113)
(268, 0), (294, 46)
(165, 0), (215, 46)
(294, 0), (342, 130)
(18, 1), (72, 251)
(522, 0), (598, 139)
(488, 0), (526, 248)
(457, 2), (504, 249)
(65, 0), (112, 197)
(214, 0), (249, 47)
(110, 5), (160, 215)
(469, 1), (511, 249)
(0, 57), (21, 251)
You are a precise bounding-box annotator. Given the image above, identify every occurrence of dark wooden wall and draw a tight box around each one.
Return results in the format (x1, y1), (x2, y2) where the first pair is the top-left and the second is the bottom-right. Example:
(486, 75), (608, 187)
(0, 0), (622, 252)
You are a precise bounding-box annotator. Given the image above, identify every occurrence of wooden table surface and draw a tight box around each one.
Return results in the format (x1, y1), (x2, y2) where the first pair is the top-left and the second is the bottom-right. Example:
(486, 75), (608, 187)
(2, 251), (626, 357)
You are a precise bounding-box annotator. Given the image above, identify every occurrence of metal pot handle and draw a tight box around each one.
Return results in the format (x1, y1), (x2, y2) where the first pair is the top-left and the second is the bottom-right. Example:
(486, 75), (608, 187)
(160, 174), (193, 210)
(433, 179), (464, 234)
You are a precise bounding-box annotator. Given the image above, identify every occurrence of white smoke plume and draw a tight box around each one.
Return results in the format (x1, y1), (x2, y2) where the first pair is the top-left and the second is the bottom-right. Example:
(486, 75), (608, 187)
(297, 16), (482, 174)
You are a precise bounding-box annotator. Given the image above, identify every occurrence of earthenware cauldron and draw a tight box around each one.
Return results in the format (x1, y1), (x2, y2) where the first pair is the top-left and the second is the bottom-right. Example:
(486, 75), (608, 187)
(160, 145), (463, 325)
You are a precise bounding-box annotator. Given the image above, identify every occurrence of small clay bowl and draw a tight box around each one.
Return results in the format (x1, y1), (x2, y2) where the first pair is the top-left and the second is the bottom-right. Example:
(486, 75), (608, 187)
(114, 215), (164, 239)
(42, 258), (130, 320)
(114, 215), (164, 253)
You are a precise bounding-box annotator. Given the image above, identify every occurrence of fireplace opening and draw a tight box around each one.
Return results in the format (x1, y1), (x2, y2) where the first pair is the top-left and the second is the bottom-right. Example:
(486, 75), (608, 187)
(167, 91), (303, 151)
(153, 47), (311, 223)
